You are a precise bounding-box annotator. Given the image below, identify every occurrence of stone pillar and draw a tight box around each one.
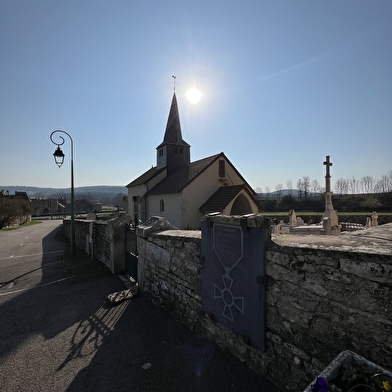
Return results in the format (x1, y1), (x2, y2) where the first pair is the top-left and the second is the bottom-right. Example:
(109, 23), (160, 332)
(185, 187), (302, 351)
(322, 156), (341, 235)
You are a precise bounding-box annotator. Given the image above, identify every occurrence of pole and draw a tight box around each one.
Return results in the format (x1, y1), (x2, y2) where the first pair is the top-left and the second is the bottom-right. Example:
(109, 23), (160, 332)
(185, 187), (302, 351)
(50, 130), (75, 255)
(70, 158), (75, 255)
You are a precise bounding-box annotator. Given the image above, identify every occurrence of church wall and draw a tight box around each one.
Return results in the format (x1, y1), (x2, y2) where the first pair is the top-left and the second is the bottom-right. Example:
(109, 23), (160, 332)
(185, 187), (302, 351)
(147, 193), (182, 228)
(182, 157), (247, 228)
(127, 184), (146, 216)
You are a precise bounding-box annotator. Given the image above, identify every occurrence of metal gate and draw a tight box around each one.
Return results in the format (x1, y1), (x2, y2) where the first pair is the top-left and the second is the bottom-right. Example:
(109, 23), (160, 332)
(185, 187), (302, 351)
(125, 217), (138, 281)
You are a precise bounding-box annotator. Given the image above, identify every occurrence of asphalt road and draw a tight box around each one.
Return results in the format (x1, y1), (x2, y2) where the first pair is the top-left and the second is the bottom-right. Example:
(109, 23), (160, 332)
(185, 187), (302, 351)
(0, 221), (281, 392)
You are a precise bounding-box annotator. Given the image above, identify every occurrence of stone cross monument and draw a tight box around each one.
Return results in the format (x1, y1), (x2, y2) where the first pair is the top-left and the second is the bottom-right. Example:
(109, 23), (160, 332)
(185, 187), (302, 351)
(322, 155), (340, 234)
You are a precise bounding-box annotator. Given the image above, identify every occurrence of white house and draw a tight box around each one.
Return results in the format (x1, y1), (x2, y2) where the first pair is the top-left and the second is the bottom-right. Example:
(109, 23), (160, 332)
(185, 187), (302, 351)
(126, 93), (260, 229)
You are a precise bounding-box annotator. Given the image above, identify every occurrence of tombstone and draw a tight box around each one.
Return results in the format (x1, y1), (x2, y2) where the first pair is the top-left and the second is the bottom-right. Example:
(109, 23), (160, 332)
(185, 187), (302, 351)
(86, 212), (96, 220)
(201, 214), (270, 352)
(322, 217), (332, 235)
(280, 225), (290, 234)
(371, 212), (378, 227)
(296, 217), (305, 227)
(289, 209), (297, 228)
(366, 217), (371, 228)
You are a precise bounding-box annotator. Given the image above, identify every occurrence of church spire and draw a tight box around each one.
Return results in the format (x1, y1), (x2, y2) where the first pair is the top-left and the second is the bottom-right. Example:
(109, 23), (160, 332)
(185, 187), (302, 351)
(161, 93), (187, 145)
(156, 91), (191, 172)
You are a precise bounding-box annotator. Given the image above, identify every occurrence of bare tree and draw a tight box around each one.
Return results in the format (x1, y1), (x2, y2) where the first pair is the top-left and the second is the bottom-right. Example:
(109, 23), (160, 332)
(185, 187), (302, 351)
(286, 180), (293, 197)
(297, 178), (304, 199)
(302, 176), (310, 198)
(348, 176), (357, 195)
(388, 170), (392, 192)
(311, 179), (320, 196)
(335, 178), (349, 195)
(361, 176), (375, 194)
(255, 187), (262, 194)
(275, 184), (283, 200)
(265, 186), (270, 199)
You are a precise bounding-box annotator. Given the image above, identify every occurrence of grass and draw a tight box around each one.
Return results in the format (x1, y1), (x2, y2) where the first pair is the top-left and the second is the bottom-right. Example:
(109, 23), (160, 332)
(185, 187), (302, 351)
(260, 211), (392, 216)
(1, 220), (42, 231)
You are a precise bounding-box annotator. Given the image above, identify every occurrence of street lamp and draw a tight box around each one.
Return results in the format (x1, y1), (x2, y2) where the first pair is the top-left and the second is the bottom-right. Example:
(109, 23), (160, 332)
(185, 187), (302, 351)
(50, 130), (75, 255)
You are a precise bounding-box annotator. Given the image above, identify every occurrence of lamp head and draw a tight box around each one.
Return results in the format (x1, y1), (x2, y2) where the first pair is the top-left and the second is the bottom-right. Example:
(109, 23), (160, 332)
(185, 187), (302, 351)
(53, 146), (65, 168)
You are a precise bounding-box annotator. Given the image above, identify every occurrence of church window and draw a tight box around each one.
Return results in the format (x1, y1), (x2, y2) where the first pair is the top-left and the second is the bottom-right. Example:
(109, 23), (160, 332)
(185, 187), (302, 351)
(219, 160), (225, 177)
(180, 148), (183, 155)
(174, 147), (178, 155)
(160, 199), (164, 212)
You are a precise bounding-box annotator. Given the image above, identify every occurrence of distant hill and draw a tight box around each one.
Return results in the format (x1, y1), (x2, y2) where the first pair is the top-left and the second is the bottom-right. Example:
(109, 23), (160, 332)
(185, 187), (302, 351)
(0, 185), (127, 202)
(258, 189), (300, 198)
(257, 189), (324, 198)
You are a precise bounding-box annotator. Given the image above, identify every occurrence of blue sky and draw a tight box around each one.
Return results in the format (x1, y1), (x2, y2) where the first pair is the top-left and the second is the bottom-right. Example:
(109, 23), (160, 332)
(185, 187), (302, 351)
(1, 0), (391, 192)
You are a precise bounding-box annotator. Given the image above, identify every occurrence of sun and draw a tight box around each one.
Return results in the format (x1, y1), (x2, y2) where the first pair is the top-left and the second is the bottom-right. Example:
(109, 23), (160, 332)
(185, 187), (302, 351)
(186, 87), (202, 104)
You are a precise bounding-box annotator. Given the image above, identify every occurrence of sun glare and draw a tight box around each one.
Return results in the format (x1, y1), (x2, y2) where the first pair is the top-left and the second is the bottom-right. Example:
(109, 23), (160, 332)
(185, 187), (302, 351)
(186, 87), (202, 104)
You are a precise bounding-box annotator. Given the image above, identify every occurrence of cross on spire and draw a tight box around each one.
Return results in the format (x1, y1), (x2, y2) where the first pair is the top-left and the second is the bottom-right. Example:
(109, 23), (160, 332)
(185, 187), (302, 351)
(172, 75), (176, 91)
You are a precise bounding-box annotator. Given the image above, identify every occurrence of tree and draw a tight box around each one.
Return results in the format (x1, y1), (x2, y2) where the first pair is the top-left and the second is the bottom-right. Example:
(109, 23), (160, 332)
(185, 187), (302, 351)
(361, 176), (374, 194)
(275, 184), (283, 201)
(335, 178), (349, 195)
(311, 179), (320, 196)
(112, 193), (126, 206)
(377, 173), (392, 193)
(0, 199), (31, 228)
(286, 180), (293, 197)
(265, 186), (270, 199)
(302, 176), (310, 198)
(349, 176), (357, 195)
(297, 179), (304, 199)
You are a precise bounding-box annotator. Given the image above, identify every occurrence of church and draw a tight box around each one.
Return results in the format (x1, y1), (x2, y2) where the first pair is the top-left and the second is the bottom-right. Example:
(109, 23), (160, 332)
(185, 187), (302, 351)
(126, 93), (260, 229)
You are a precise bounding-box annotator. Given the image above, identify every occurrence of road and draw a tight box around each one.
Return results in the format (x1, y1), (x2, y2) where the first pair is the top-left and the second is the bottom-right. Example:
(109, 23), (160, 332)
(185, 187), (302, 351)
(0, 221), (68, 292)
(0, 221), (281, 392)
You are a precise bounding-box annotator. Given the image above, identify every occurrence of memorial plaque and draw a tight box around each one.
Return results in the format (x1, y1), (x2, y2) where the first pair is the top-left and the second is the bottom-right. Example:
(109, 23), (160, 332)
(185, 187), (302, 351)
(201, 216), (268, 351)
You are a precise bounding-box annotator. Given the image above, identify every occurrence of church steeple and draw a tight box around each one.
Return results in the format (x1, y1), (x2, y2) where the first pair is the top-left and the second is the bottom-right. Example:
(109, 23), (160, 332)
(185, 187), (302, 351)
(157, 92), (190, 172)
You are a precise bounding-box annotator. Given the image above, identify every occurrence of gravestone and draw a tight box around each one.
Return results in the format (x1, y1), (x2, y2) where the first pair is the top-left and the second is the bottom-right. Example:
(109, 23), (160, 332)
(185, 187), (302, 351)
(297, 217), (305, 226)
(289, 209), (297, 228)
(201, 214), (270, 351)
(371, 212), (378, 227)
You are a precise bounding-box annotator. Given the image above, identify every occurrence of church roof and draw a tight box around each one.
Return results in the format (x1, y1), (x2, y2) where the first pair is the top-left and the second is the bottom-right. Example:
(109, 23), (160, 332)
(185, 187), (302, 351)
(146, 153), (222, 195)
(157, 93), (190, 148)
(126, 166), (165, 188)
(199, 185), (250, 213)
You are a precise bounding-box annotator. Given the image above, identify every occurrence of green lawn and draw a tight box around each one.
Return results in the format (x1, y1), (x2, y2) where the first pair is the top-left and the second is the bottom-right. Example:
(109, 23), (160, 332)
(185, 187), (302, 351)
(259, 211), (392, 217)
(2, 220), (41, 231)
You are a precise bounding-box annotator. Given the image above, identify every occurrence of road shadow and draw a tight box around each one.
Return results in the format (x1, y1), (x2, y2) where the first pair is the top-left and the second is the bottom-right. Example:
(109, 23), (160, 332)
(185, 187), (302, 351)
(0, 223), (122, 366)
(65, 295), (280, 392)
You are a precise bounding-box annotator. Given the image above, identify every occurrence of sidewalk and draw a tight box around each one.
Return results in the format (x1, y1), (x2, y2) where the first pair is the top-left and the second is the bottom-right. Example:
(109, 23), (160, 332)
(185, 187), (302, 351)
(67, 279), (282, 392)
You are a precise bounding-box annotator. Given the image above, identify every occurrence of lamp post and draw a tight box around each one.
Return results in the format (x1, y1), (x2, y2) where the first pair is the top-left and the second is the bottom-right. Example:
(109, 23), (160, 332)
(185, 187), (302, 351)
(50, 130), (75, 255)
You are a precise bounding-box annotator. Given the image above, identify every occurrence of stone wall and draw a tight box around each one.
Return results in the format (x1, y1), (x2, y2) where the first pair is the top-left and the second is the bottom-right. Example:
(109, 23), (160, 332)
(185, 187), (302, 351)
(137, 223), (202, 328)
(136, 218), (392, 392)
(63, 214), (127, 273)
